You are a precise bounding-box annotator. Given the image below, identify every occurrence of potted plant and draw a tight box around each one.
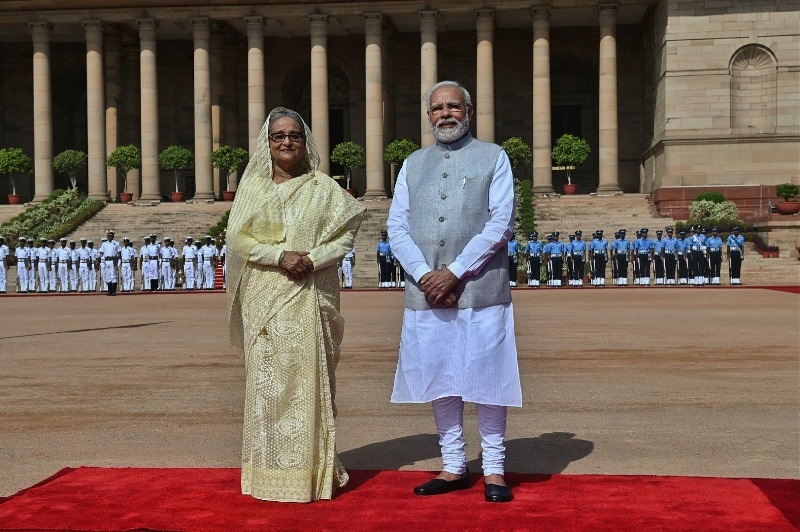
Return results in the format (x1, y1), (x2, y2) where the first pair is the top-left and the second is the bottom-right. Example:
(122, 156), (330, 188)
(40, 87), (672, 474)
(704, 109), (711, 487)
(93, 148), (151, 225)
(106, 145), (141, 203)
(330, 141), (365, 196)
(210, 145), (249, 201)
(52, 149), (87, 191)
(501, 137), (532, 179)
(384, 139), (419, 196)
(158, 145), (193, 202)
(551, 133), (590, 195)
(774, 183), (800, 215)
(0, 147), (33, 204)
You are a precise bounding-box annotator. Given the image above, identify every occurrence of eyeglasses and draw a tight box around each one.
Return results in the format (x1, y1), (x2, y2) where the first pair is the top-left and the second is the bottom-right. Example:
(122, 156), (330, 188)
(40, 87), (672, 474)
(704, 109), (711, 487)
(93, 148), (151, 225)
(268, 132), (304, 144)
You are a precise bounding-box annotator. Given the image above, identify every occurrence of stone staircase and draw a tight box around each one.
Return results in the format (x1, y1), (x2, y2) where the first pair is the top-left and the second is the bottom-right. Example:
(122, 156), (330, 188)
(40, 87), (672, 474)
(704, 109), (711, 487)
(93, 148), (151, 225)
(739, 246), (800, 285)
(62, 201), (232, 244)
(533, 193), (673, 236)
(0, 205), (26, 226)
(351, 199), (392, 288)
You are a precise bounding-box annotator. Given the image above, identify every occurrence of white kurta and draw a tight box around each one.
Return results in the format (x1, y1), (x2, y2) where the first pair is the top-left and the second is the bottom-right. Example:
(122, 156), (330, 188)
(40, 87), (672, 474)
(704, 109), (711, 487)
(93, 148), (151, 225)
(387, 151), (522, 407)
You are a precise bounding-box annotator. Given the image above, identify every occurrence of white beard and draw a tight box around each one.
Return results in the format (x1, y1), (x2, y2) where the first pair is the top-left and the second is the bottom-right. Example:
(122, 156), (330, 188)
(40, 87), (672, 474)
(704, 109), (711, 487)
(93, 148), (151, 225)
(431, 116), (470, 143)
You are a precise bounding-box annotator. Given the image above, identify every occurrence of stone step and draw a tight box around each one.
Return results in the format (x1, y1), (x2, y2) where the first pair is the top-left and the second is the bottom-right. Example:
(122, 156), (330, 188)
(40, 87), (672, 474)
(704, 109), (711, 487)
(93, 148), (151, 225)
(0, 205), (27, 226)
(63, 202), (231, 244)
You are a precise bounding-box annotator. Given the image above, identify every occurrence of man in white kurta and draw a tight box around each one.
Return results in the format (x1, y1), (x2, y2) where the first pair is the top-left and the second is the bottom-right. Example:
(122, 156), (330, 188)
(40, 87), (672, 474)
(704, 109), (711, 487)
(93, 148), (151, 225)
(387, 81), (521, 503)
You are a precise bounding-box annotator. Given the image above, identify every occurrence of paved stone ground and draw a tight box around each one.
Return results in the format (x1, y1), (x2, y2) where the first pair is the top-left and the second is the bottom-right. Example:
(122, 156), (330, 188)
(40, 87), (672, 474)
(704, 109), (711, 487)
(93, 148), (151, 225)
(0, 288), (798, 497)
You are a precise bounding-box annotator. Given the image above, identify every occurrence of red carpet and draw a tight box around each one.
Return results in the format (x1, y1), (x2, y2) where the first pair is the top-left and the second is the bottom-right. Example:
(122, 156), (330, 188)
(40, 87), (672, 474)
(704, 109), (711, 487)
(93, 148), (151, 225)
(0, 469), (797, 531)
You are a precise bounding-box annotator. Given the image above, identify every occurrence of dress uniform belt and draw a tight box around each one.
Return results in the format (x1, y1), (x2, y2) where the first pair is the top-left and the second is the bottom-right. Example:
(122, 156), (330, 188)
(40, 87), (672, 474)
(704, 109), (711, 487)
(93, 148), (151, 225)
(709, 248), (721, 252)
(162, 259), (172, 262)
(59, 260), (68, 263)
(638, 251), (650, 255)
(80, 259), (90, 263)
(149, 256), (159, 260)
(663, 250), (674, 254)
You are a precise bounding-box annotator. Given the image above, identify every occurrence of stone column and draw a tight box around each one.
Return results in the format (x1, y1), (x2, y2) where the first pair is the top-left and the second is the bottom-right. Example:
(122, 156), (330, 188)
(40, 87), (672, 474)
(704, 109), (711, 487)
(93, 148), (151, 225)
(211, 33), (223, 196)
(475, 9), (495, 143)
(84, 20), (109, 201)
(137, 16), (161, 201)
(532, 8), (553, 194)
(123, 44), (141, 199)
(597, 4), (621, 193)
(363, 13), (385, 198)
(309, 14), (330, 175)
(192, 18), (214, 200)
(104, 31), (122, 200)
(245, 15), (265, 156)
(419, 9), (438, 148)
(30, 22), (54, 202)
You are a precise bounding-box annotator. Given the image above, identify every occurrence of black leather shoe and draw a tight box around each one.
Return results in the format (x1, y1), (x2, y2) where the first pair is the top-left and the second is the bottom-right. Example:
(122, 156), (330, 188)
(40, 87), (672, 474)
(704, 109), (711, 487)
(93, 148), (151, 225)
(484, 480), (513, 503)
(413, 471), (470, 496)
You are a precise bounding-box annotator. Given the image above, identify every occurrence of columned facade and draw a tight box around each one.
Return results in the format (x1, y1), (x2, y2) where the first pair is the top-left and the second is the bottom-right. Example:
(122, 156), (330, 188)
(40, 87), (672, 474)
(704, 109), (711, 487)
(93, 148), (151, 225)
(309, 14), (330, 176)
(137, 16), (161, 202)
(84, 20), (108, 201)
(475, 9), (495, 143)
(531, 8), (553, 194)
(192, 17), (214, 200)
(30, 21), (53, 202)
(363, 13), (385, 198)
(419, 9), (438, 148)
(597, 4), (621, 193)
(0, 2), (796, 207)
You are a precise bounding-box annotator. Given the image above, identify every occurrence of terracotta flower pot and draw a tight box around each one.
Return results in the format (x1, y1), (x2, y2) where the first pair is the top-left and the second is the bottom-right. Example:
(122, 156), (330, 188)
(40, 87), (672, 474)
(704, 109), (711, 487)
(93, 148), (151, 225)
(7, 194), (21, 205)
(563, 183), (578, 195)
(774, 201), (800, 215)
(170, 191), (185, 202)
(222, 190), (236, 201)
(119, 192), (133, 203)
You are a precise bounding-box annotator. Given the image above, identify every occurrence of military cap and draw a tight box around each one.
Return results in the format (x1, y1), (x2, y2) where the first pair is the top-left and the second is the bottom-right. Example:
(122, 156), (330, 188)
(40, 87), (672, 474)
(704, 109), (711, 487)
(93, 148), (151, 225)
(575, 230), (582, 235)
(123, 237), (130, 242)
(598, 229), (604, 234)
(620, 228), (627, 233)
(711, 227), (719, 232)
(694, 225), (702, 231)
(554, 231), (560, 236)
(205, 235), (212, 240)
(186, 236), (193, 241)
(68, 240), (75, 244)
(656, 230), (663, 235)
(106, 229), (114, 235)
(101, 237), (107, 242)
(679, 230), (686, 235)
(87, 240), (93, 244)
(732, 226), (740, 231)
(569, 234), (576, 240)
(19, 236), (26, 242)
(80, 237), (87, 242)
(59, 237), (67, 242)
(666, 227), (674, 232)
(530, 232), (538, 238)
(48, 239), (55, 244)
(381, 230), (388, 236)
(641, 228), (648, 233)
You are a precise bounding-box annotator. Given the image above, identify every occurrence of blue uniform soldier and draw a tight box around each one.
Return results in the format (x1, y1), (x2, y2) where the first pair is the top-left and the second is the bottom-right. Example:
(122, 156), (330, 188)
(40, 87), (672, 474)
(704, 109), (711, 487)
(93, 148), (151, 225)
(706, 227), (724, 285)
(614, 229), (631, 286)
(726, 226), (745, 285)
(549, 233), (565, 287)
(688, 226), (707, 285)
(507, 234), (520, 287)
(543, 234), (554, 286)
(525, 233), (543, 287)
(565, 234), (575, 286)
(653, 229), (666, 285)
(377, 230), (393, 288)
(662, 228), (679, 285)
(571, 231), (586, 287)
(676, 230), (688, 284)
(589, 230), (608, 286)
(636, 228), (653, 286)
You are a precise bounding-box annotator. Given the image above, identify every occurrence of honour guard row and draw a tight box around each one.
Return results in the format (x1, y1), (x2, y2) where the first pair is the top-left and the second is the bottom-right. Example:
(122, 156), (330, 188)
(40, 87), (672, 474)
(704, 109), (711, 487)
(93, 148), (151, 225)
(0, 231), (226, 295)
(375, 230), (406, 289)
(510, 226), (747, 287)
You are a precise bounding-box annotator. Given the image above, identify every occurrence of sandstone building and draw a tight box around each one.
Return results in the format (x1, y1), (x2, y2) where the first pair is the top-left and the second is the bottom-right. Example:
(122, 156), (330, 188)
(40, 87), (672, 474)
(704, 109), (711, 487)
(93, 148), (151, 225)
(0, 1), (797, 219)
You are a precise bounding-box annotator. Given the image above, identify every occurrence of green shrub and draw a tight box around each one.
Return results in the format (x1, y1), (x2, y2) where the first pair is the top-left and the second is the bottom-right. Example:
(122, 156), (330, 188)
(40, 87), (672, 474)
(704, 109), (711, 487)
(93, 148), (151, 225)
(694, 191), (725, 203)
(775, 183), (799, 201)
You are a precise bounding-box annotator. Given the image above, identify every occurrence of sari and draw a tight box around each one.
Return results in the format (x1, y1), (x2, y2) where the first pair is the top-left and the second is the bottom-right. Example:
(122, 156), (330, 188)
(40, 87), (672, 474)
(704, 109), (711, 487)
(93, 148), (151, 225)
(227, 108), (365, 502)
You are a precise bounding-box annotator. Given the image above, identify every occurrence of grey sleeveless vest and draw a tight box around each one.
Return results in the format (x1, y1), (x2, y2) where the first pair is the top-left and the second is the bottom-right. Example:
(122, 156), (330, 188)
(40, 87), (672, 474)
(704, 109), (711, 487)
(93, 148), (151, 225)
(404, 133), (511, 310)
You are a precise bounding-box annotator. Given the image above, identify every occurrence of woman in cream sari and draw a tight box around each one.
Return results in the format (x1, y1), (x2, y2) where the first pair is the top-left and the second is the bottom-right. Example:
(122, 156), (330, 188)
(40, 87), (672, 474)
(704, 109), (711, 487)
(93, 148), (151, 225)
(227, 108), (365, 502)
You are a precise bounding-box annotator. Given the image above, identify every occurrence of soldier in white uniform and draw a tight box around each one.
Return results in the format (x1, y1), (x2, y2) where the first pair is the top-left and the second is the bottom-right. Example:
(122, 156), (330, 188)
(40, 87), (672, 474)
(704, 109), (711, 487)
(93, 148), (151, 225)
(145, 236), (160, 291)
(54, 238), (71, 292)
(120, 237), (137, 292)
(139, 237), (150, 290)
(193, 240), (204, 289)
(26, 239), (37, 292)
(35, 237), (51, 292)
(200, 236), (217, 290)
(341, 246), (355, 289)
(15, 237), (30, 293)
(47, 239), (58, 290)
(166, 238), (178, 290)
(158, 237), (172, 290)
(76, 238), (92, 292)
(219, 239), (227, 289)
(181, 236), (197, 290)
(0, 236), (9, 293)
(87, 240), (99, 292)
(100, 229), (121, 296)
(66, 240), (79, 292)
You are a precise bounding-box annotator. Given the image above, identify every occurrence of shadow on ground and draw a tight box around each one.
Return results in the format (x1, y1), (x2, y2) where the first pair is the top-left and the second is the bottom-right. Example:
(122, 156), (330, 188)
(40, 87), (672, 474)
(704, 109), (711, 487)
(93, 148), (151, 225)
(340, 431), (593, 478)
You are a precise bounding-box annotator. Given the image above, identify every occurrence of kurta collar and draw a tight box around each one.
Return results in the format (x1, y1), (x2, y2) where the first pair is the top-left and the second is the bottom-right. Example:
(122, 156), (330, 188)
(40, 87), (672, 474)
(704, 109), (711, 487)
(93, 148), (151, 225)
(436, 132), (474, 152)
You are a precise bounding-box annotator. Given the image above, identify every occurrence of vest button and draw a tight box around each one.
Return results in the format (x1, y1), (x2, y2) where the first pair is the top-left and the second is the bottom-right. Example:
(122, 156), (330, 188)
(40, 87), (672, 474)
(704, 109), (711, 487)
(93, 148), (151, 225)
(444, 153), (450, 159)
(442, 172), (448, 178)
(439, 240), (445, 246)
(439, 216), (445, 222)
(441, 263), (447, 268)
(440, 194), (446, 200)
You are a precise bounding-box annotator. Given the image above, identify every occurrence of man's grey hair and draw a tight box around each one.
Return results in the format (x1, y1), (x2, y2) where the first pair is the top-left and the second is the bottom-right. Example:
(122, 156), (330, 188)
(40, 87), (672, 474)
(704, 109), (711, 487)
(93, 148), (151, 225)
(423, 81), (472, 110)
